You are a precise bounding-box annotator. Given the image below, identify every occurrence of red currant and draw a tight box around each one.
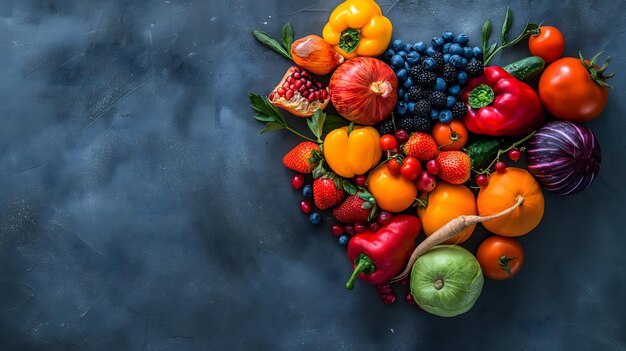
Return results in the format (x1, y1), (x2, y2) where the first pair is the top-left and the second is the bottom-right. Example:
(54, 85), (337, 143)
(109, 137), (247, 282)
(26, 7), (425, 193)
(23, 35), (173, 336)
(395, 129), (410, 144)
(376, 284), (393, 294)
(299, 199), (312, 213)
(291, 173), (304, 189)
(405, 292), (416, 305)
(386, 158), (402, 175)
(378, 211), (392, 225)
(426, 159), (439, 175)
(330, 224), (344, 236)
(508, 149), (521, 161)
(494, 160), (507, 173)
(381, 292), (397, 305)
(355, 175), (366, 187)
(368, 221), (382, 232)
(475, 174), (488, 187)
(344, 225), (355, 236)
(379, 134), (397, 151)
(354, 222), (367, 233)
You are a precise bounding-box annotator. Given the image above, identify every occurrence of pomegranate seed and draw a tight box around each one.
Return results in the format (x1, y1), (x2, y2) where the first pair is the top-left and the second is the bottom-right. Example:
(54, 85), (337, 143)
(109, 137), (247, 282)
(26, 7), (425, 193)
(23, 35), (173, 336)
(291, 173), (304, 189)
(354, 223), (367, 233)
(426, 159), (439, 175)
(294, 80), (303, 89)
(405, 292), (416, 305)
(289, 84), (295, 90)
(282, 82), (290, 90)
(354, 175), (366, 187)
(285, 90), (294, 100)
(302, 91), (310, 98)
(314, 91), (321, 101)
(300, 199), (311, 213)
(301, 71), (309, 78)
(508, 149), (521, 161)
(376, 284), (393, 294)
(330, 224), (344, 236)
(293, 72), (301, 79)
(287, 76), (295, 83)
(268, 91), (276, 100)
(368, 221), (381, 232)
(344, 225), (355, 236)
(306, 81), (312, 88)
(378, 211), (392, 225)
(316, 82), (323, 88)
(299, 85), (307, 93)
(476, 174), (488, 187)
(494, 160), (506, 173)
(381, 293), (397, 305)
(321, 89), (328, 99)
(307, 94), (316, 102)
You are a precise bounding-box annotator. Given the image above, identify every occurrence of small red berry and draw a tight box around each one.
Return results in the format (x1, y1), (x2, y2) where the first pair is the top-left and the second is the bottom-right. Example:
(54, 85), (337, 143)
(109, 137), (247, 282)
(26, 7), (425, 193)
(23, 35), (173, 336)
(368, 221), (382, 232)
(378, 211), (392, 225)
(475, 174), (488, 187)
(395, 129), (410, 144)
(381, 292), (397, 305)
(291, 173), (305, 189)
(344, 225), (355, 236)
(405, 292), (416, 305)
(508, 149), (521, 161)
(494, 160), (507, 173)
(299, 199), (312, 213)
(426, 159), (439, 175)
(330, 224), (344, 236)
(355, 175), (366, 187)
(376, 284), (393, 294)
(354, 222), (367, 233)
(386, 158), (402, 175)
(379, 134), (397, 151)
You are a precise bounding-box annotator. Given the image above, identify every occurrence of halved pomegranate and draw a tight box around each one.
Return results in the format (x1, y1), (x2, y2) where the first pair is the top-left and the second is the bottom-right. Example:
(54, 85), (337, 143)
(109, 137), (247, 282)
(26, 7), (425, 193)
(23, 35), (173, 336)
(268, 66), (330, 117)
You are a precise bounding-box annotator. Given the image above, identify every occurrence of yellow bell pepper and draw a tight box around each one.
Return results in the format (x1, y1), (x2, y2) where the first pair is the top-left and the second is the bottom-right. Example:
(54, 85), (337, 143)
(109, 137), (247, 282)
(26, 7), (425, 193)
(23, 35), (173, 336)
(322, 0), (393, 59)
(323, 125), (382, 178)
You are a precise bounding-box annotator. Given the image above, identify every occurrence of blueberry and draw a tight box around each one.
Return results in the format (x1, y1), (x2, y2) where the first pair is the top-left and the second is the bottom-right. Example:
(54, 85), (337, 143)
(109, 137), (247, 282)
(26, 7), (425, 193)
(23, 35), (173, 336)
(450, 44), (463, 56)
(396, 101), (409, 116)
(431, 37), (445, 49)
(309, 212), (322, 225)
(397, 50), (408, 58)
(383, 49), (395, 61)
(396, 68), (408, 81)
(430, 109), (440, 120)
(443, 53), (451, 63)
(338, 234), (350, 246)
(404, 76), (414, 89)
(404, 62), (411, 71)
(442, 31), (455, 42)
(460, 58), (468, 69)
(447, 84), (461, 96)
(439, 110), (453, 123)
(406, 51), (421, 65)
(426, 46), (438, 56)
(454, 34), (469, 46)
(404, 43), (413, 52)
(408, 102), (416, 114)
(403, 92), (410, 102)
(423, 57), (437, 70)
(457, 71), (468, 85)
(445, 95), (456, 108)
(433, 77), (447, 91)
(303, 184), (313, 198)
(443, 42), (452, 54)
(391, 55), (405, 68)
(413, 42), (426, 53)
(463, 47), (474, 59)
(450, 54), (464, 68)
(472, 47), (483, 58)
(398, 88), (405, 99)
(392, 39), (405, 52)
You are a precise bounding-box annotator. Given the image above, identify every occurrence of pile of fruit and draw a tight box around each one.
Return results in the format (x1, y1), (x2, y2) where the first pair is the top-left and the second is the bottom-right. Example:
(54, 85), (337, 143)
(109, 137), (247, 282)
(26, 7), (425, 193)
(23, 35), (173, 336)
(250, 0), (612, 317)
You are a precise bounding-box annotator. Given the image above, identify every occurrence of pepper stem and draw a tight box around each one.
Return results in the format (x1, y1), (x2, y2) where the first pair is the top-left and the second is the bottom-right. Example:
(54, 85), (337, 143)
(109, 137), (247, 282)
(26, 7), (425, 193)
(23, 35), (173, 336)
(339, 28), (361, 53)
(468, 84), (495, 109)
(345, 254), (376, 290)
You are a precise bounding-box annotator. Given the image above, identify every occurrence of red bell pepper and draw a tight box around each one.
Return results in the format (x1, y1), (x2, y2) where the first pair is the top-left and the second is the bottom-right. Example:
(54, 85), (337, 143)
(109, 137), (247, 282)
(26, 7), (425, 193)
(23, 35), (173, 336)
(345, 215), (421, 290)
(461, 66), (544, 137)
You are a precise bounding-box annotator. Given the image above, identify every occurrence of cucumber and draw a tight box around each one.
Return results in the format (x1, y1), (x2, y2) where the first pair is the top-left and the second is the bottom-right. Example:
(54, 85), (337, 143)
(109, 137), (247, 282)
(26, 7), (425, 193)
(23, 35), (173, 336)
(466, 139), (501, 171)
(503, 56), (545, 81)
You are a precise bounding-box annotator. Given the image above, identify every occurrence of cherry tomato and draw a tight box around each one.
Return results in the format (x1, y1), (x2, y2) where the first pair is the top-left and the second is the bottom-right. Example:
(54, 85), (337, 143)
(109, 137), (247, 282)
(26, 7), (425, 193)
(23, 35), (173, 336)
(528, 26), (565, 63)
(477, 236), (524, 280)
(400, 156), (421, 180)
(379, 134), (397, 151)
(431, 120), (468, 151)
(386, 158), (401, 175)
(539, 56), (610, 122)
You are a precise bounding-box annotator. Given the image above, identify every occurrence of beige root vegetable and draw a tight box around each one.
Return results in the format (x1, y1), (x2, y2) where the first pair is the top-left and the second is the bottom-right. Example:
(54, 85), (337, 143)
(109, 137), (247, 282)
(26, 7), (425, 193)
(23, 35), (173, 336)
(389, 195), (525, 283)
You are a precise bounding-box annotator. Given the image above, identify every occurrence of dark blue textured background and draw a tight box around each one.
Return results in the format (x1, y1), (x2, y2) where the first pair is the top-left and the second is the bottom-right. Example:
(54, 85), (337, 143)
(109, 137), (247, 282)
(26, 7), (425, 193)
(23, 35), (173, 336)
(1, 0), (625, 350)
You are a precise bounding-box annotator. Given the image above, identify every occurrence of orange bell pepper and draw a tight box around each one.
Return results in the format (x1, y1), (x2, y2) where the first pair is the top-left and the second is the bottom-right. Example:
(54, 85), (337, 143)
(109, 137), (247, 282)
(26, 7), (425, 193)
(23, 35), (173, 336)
(323, 125), (382, 178)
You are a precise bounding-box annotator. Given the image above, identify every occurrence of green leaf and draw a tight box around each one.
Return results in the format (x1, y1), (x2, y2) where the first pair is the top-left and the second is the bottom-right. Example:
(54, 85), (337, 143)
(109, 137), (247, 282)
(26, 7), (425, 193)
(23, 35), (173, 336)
(368, 204), (378, 221)
(501, 7), (513, 44)
(254, 114), (275, 122)
(306, 110), (326, 142)
(322, 114), (348, 134)
(252, 30), (292, 60)
(361, 202), (373, 210)
(486, 42), (498, 59)
(259, 121), (286, 135)
(312, 163), (326, 179)
(505, 21), (540, 47)
(343, 181), (357, 195)
(481, 19), (492, 54)
(282, 23), (294, 53)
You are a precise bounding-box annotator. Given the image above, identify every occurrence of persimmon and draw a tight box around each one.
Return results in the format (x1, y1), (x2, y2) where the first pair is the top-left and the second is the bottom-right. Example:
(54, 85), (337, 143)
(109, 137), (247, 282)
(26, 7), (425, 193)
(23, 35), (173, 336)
(367, 165), (417, 213)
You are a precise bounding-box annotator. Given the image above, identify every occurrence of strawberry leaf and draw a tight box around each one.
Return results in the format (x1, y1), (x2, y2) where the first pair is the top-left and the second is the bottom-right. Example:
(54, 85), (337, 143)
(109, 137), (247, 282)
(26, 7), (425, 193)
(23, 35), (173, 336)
(343, 181), (357, 195)
(332, 177), (342, 189)
(312, 163), (326, 179)
(361, 202), (373, 209)
(368, 204), (378, 221)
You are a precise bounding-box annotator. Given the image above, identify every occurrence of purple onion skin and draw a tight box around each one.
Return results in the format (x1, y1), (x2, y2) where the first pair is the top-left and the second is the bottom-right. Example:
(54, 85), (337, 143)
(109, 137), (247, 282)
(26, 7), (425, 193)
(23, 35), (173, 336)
(526, 121), (601, 196)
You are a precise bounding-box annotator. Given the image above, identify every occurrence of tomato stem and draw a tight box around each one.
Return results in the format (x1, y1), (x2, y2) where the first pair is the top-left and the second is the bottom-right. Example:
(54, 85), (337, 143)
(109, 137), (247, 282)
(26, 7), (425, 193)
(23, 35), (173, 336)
(498, 255), (519, 277)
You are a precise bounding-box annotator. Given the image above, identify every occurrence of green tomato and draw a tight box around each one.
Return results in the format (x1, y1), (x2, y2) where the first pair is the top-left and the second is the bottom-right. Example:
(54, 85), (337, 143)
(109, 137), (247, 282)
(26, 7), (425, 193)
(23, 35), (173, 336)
(410, 245), (484, 317)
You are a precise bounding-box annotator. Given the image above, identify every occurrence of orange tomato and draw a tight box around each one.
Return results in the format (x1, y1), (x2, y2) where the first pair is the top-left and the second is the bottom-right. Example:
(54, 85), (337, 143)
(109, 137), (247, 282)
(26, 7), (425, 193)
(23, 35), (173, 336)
(476, 236), (524, 280)
(431, 120), (468, 151)
(417, 182), (477, 244)
(528, 26), (565, 63)
(367, 165), (417, 212)
(477, 167), (544, 236)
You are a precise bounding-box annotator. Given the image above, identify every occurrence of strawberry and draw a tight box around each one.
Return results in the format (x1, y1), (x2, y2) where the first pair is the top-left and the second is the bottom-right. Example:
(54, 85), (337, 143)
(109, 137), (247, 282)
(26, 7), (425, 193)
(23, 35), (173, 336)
(282, 142), (320, 174)
(402, 132), (439, 161)
(332, 189), (377, 224)
(313, 176), (346, 210)
(436, 151), (471, 184)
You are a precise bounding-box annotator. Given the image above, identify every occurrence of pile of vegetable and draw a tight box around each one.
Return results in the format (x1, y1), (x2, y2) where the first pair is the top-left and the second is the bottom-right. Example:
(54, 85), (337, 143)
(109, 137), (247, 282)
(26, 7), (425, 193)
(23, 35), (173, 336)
(249, 0), (613, 317)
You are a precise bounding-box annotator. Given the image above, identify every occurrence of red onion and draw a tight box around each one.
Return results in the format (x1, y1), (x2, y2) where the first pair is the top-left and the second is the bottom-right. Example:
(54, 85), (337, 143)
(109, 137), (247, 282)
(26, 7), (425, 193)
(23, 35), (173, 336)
(526, 121), (601, 195)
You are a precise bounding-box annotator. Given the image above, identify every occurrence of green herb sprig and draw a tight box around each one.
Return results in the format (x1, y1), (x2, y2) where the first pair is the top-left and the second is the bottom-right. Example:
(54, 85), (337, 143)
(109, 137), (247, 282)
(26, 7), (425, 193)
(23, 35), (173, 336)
(252, 23), (294, 60)
(482, 7), (539, 65)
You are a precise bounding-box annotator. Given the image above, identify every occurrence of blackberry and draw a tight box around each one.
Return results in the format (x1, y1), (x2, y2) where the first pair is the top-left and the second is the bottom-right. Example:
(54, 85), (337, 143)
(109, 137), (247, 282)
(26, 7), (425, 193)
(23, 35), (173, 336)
(413, 117), (432, 133)
(376, 119), (395, 135)
(414, 99), (431, 118)
(407, 86), (421, 102)
(397, 117), (415, 133)
(409, 64), (425, 80)
(451, 101), (468, 119)
(415, 71), (437, 88)
(429, 91), (447, 109)
(430, 52), (445, 71)
(466, 58), (484, 77)
(442, 63), (457, 84)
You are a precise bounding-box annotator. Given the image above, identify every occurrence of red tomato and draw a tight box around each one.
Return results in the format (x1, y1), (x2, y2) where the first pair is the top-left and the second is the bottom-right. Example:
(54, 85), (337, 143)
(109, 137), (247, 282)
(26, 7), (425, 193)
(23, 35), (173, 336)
(528, 26), (565, 63)
(476, 236), (524, 280)
(400, 156), (421, 180)
(539, 56), (609, 122)
(379, 134), (397, 151)
(386, 158), (401, 175)
(431, 120), (468, 151)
